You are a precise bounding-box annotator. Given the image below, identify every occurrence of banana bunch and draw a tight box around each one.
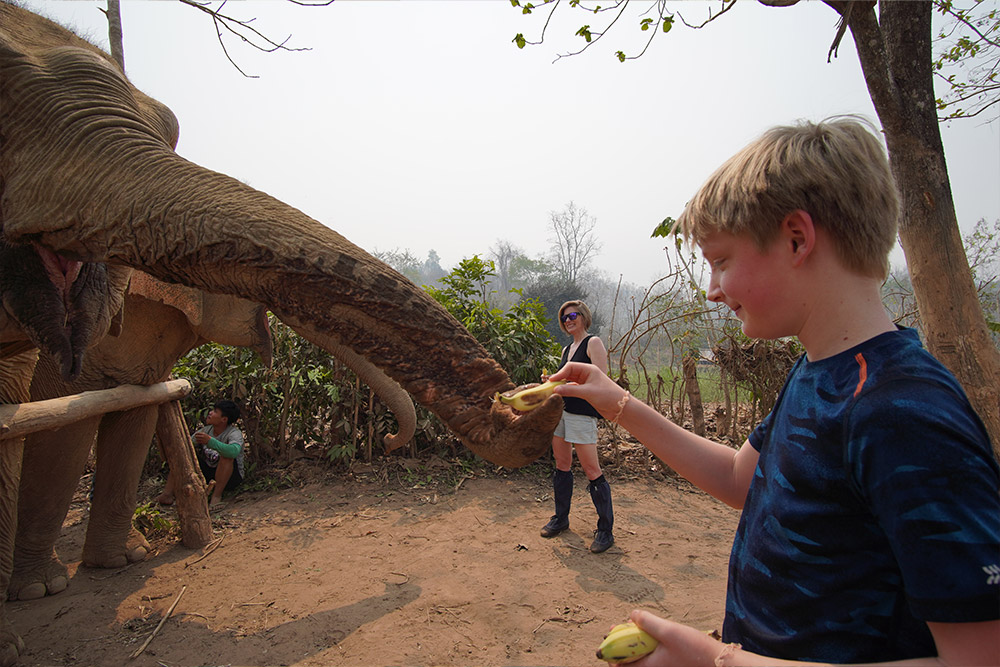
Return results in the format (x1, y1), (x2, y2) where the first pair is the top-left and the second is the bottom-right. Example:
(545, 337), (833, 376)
(595, 622), (657, 664)
(495, 380), (566, 412)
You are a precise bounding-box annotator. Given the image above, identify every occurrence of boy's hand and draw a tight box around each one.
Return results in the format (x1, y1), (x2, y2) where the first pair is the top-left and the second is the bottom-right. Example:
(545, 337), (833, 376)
(549, 362), (625, 419)
(193, 432), (211, 445)
(619, 610), (730, 667)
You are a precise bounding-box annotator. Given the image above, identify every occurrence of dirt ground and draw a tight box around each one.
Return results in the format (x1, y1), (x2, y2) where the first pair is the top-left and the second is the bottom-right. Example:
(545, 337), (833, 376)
(9, 442), (740, 667)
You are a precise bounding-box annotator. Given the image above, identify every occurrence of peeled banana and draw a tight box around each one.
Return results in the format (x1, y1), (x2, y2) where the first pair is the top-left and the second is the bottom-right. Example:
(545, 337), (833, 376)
(495, 380), (566, 412)
(595, 621), (657, 664)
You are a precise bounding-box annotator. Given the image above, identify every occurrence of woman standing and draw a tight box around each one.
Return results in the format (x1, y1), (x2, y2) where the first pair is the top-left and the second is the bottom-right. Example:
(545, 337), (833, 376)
(540, 300), (615, 553)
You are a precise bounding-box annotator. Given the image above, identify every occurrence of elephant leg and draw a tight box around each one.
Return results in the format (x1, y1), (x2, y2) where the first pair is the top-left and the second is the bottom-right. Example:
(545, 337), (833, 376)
(1, 349), (39, 666)
(82, 405), (157, 568)
(10, 417), (99, 601)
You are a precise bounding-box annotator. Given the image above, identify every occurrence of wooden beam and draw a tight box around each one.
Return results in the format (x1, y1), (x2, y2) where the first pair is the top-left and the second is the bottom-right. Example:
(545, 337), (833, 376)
(156, 399), (213, 548)
(0, 379), (191, 440)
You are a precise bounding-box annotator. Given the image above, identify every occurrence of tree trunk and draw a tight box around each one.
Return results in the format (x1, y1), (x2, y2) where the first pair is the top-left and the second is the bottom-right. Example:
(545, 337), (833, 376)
(105, 0), (124, 71)
(843, 1), (1000, 459)
(155, 400), (213, 549)
(683, 354), (706, 436)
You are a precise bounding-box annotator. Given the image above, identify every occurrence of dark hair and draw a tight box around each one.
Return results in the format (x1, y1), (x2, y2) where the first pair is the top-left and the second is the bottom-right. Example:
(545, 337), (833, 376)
(214, 400), (241, 425)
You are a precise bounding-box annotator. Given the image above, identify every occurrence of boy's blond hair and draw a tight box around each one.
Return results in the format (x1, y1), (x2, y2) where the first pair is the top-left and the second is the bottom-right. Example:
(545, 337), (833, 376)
(677, 116), (900, 280)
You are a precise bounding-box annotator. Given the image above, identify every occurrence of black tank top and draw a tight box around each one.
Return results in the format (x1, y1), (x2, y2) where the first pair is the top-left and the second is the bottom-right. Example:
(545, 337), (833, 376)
(558, 335), (602, 418)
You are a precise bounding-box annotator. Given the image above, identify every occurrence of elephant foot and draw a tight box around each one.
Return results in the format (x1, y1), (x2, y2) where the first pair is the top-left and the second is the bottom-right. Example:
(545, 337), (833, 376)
(8, 556), (70, 601)
(82, 528), (151, 569)
(1, 625), (26, 667)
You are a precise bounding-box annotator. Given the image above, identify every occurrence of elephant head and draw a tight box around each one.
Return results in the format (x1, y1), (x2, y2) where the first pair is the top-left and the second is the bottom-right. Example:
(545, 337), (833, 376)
(0, 3), (562, 467)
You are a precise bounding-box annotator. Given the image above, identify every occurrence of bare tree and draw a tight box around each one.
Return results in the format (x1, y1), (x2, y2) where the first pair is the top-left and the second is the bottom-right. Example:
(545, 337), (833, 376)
(489, 239), (522, 294)
(548, 201), (602, 284)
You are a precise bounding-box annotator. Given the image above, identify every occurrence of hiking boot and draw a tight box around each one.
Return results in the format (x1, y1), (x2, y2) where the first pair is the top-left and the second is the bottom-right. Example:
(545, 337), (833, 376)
(540, 516), (569, 537)
(541, 468), (574, 537)
(590, 529), (615, 553)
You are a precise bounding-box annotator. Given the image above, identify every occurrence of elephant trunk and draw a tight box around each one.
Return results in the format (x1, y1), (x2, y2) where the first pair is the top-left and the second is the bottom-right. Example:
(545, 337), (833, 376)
(8, 148), (558, 466)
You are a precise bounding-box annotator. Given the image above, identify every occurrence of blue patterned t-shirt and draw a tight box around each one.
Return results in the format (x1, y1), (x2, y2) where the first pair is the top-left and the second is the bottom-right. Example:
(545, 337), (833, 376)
(724, 328), (999, 662)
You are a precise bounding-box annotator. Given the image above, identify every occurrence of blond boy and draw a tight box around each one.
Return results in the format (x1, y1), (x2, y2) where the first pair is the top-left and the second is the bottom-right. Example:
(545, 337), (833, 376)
(552, 117), (999, 665)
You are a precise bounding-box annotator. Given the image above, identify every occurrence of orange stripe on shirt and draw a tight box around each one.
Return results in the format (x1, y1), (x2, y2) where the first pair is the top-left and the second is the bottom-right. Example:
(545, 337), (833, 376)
(854, 353), (868, 397)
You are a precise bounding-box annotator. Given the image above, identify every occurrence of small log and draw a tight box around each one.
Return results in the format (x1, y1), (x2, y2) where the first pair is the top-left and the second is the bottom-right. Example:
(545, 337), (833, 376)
(156, 400), (213, 548)
(683, 354), (706, 437)
(0, 379), (191, 440)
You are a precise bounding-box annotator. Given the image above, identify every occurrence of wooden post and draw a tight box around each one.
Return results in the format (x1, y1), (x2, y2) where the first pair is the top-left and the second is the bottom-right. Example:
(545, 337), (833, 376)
(0, 379), (191, 440)
(683, 354), (706, 437)
(156, 400), (213, 548)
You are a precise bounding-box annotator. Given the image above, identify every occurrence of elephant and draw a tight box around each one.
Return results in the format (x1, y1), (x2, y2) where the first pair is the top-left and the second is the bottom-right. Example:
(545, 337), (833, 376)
(9, 270), (415, 603)
(8, 271), (272, 602)
(0, 4), (561, 664)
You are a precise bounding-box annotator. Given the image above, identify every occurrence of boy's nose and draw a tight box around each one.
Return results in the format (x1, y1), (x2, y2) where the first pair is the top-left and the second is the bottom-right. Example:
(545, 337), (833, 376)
(706, 282), (724, 303)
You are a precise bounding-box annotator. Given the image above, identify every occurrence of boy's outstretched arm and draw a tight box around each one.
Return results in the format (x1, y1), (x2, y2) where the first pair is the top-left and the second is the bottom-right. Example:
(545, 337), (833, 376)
(550, 362), (758, 508)
(623, 609), (999, 666)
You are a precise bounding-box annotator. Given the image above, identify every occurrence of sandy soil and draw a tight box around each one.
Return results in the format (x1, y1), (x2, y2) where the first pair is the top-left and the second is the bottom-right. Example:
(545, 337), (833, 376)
(9, 444), (739, 667)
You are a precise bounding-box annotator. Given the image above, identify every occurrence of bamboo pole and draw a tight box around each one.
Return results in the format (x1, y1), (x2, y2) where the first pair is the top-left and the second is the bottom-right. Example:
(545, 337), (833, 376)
(0, 379), (191, 441)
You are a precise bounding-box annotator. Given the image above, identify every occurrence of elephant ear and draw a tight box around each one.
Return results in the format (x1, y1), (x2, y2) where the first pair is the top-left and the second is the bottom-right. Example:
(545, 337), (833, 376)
(128, 271), (203, 328)
(128, 271), (273, 368)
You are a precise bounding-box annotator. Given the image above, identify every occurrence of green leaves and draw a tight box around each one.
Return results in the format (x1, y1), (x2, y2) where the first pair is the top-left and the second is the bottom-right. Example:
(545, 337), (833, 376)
(427, 256), (560, 385)
(650, 216), (678, 238)
(513, 33), (527, 49)
(932, 0), (999, 120)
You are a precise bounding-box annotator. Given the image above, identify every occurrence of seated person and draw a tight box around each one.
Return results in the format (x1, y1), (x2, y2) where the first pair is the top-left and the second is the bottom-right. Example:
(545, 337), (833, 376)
(157, 399), (245, 507)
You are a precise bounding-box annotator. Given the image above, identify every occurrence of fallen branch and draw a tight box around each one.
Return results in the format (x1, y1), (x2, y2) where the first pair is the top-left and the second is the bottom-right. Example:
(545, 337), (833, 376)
(185, 535), (224, 567)
(130, 585), (186, 659)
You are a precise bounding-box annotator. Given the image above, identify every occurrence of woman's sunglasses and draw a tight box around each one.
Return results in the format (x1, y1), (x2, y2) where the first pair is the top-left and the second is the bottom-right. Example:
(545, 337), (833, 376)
(560, 312), (581, 323)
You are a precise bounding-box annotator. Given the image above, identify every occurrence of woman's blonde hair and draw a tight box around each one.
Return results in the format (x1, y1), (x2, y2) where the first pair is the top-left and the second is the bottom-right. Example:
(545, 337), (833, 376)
(676, 116), (900, 280)
(558, 300), (592, 334)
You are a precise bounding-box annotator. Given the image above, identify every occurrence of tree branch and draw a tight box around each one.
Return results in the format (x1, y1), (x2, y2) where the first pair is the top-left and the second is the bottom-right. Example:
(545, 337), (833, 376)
(177, 0), (316, 78)
(676, 0), (740, 30)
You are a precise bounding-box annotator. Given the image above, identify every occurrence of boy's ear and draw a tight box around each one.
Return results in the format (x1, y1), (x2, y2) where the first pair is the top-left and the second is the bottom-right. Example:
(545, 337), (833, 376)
(781, 209), (816, 266)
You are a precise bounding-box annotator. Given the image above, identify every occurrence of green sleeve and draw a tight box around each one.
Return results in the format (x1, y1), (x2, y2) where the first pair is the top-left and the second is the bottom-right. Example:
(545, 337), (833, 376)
(206, 437), (241, 459)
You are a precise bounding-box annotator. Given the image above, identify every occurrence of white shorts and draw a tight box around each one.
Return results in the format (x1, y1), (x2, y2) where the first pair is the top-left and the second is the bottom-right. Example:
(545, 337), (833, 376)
(554, 412), (598, 445)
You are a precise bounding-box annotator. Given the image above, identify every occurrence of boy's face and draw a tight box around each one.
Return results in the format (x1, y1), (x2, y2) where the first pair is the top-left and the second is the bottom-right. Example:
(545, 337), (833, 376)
(700, 230), (796, 340)
(206, 407), (228, 428)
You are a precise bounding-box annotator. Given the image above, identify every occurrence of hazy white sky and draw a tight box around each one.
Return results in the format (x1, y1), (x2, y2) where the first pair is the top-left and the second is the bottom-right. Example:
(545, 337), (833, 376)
(28, 0), (1000, 287)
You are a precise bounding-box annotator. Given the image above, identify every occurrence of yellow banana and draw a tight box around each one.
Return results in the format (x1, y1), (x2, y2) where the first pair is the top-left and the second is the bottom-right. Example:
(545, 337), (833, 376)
(595, 622), (657, 664)
(495, 380), (566, 412)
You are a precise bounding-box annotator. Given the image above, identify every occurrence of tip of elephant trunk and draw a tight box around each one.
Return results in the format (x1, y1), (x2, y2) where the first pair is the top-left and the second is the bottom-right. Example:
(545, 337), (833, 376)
(458, 394), (563, 468)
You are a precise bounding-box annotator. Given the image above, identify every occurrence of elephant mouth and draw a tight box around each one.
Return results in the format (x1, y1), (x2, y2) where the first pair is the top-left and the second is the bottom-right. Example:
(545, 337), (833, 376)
(34, 243), (84, 314)
(1, 238), (112, 381)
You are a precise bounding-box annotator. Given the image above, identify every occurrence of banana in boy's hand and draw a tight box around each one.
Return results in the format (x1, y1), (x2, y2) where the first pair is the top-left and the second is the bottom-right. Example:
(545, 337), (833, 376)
(495, 380), (566, 412)
(595, 621), (657, 664)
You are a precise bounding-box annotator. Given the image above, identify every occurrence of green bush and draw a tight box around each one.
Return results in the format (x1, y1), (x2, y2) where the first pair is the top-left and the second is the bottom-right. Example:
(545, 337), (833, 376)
(426, 255), (561, 384)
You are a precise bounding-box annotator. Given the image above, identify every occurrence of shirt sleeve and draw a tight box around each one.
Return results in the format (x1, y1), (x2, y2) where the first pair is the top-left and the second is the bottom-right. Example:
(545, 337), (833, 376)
(845, 377), (1000, 623)
(205, 428), (244, 459)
